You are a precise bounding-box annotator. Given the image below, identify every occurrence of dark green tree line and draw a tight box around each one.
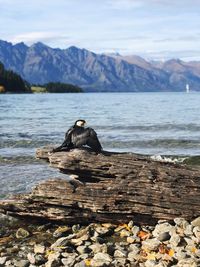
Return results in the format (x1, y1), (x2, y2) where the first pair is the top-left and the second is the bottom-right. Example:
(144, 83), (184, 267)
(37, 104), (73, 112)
(44, 82), (83, 93)
(0, 62), (31, 93)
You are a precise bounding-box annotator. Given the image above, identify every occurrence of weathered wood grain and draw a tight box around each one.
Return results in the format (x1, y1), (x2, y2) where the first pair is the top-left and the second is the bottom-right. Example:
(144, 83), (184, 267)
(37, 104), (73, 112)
(0, 147), (199, 225)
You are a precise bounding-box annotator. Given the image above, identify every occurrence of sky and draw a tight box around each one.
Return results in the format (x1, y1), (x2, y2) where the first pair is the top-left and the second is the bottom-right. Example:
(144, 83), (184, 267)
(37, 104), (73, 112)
(0, 0), (200, 61)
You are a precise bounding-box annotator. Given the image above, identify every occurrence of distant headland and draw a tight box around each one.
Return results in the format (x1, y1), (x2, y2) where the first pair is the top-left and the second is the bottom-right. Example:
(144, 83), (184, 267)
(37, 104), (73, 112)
(0, 61), (83, 94)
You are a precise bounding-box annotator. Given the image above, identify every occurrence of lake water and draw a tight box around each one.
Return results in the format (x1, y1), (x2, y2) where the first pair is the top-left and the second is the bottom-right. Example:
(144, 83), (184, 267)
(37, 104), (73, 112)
(1, 92), (200, 198)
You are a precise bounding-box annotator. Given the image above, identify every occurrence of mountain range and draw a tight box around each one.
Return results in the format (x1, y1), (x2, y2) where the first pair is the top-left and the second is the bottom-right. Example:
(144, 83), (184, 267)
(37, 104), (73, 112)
(0, 40), (200, 92)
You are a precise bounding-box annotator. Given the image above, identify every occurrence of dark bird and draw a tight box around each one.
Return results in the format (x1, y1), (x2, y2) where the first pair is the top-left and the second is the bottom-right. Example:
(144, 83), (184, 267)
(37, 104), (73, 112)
(51, 119), (102, 153)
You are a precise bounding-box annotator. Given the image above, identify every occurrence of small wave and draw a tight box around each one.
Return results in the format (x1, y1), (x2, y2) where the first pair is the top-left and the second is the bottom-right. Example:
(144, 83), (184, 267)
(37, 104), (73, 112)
(102, 139), (200, 149)
(95, 123), (200, 132)
(0, 139), (52, 148)
(150, 155), (186, 164)
(0, 155), (39, 164)
(150, 154), (200, 166)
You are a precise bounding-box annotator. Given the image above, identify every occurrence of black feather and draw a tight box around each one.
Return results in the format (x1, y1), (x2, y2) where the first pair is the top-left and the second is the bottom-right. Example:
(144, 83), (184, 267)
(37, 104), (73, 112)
(52, 123), (102, 153)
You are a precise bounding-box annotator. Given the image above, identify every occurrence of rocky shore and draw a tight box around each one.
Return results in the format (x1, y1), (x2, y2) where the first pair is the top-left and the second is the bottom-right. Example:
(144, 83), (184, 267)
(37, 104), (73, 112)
(0, 213), (199, 267)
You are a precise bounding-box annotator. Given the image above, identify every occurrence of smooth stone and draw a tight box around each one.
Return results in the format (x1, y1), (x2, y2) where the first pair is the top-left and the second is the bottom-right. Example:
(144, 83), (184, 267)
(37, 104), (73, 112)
(193, 226), (200, 239)
(53, 226), (71, 237)
(114, 225), (127, 232)
(131, 225), (140, 236)
(27, 253), (36, 265)
(142, 239), (160, 251)
(12, 259), (29, 267)
(114, 249), (127, 258)
(4, 260), (13, 266)
(191, 217), (200, 227)
(129, 244), (140, 252)
(16, 228), (30, 239)
(89, 243), (107, 254)
(95, 226), (113, 237)
(84, 241), (92, 246)
(34, 244), (46, 254)
(61, 254), (76, 267)
(157, 232), (171, 242)
(184, 224), (194, 236)
(91, 252), (112, 267)
(119, 229), (130, 237)
(174, 218), (189, 229)
(51, 235), (75, 249)
(144, 260), (157, 267)
(128, 246), (140, 261)
(47, 251), (61, 262)
(115, 243), (125, 252)
(74, 261), (86, 267)
(70, 234), (89, 246)
(127, 236), (138, 244)
(152, 223), (174, 237)
(169, 233), (181, 247)
(0, 256), (8, 266)
(128, 220), (134, 228)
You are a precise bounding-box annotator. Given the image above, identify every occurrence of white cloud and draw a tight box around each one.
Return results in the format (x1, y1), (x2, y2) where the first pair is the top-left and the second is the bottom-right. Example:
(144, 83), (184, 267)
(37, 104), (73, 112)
(10, 32), (69, 45)
(107, 0), (143, 9)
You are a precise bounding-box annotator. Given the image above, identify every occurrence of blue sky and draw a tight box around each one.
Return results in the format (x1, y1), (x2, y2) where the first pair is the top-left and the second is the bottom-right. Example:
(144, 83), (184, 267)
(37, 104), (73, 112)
(1, 0), (200, 61)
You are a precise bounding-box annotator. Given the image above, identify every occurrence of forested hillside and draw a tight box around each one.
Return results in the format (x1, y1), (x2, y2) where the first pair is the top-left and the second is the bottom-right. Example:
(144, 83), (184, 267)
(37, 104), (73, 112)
(0, 62), (31, 93)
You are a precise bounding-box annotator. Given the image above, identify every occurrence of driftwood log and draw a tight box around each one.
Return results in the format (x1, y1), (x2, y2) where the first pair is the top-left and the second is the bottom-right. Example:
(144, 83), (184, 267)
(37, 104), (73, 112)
(0, 147), (200, 225)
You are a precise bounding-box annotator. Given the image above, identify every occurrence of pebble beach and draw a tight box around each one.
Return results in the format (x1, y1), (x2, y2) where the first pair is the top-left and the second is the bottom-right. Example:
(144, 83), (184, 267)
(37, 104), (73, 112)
(0, 214), (199, 267)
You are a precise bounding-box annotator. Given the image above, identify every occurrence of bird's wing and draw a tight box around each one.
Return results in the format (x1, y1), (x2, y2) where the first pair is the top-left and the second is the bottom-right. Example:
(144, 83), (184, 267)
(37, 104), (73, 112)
(86, 128), (102, 152)
(71, 128), (90, 147)
(60, 127), (74, 147)
(52, 126), (74, 152)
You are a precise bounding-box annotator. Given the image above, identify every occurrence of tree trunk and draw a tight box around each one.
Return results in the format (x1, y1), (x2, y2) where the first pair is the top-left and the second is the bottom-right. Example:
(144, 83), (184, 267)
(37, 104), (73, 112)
(0, 147), (200, 225)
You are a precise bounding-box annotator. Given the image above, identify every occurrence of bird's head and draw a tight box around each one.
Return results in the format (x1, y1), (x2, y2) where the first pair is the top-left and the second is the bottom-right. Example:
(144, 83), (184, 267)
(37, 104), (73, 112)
(74, 119), (86, 127)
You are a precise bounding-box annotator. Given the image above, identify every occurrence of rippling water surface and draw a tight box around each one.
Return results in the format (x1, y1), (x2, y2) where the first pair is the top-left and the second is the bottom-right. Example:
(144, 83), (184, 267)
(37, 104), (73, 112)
(1, 92), (200, 198)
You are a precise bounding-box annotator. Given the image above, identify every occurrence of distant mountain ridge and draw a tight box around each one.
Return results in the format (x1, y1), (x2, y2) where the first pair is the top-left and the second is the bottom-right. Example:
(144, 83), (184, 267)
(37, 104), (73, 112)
(0, 40), (200, 92)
